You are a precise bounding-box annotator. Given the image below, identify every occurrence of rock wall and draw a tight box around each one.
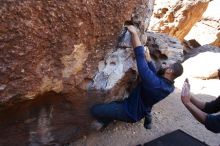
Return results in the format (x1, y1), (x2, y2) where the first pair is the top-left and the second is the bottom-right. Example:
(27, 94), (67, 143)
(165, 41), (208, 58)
(92, 32), (184, 102)
(0, 0), (142, 103)
(149, 0), (210, 41)
(3, 0), (215, 145)
(0, 0), (165, 145)
(146, 32), (183, 68)
(185, 0), (220, 47)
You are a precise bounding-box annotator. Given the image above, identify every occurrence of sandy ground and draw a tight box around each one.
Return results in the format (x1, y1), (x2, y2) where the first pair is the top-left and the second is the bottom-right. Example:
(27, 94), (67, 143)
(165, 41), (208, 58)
(71, 88), (220, 146)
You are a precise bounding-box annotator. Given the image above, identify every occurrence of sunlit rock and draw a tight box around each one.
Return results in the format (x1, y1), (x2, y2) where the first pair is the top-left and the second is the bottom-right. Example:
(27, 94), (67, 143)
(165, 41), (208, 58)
(185, 0), (220, 47)
(149, 0), (210, 41)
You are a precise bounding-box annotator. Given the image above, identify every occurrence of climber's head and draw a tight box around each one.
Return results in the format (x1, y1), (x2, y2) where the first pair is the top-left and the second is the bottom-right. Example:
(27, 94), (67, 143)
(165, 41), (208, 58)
(157, 62), (183, 81)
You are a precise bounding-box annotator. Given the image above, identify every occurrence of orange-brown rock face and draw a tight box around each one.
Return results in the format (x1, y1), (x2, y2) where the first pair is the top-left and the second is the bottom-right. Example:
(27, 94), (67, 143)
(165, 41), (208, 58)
(0, 0), (156, 145)
(0, 0), (142, 102)
(149, 0), (210, 41)
(185, 0), (220, 47)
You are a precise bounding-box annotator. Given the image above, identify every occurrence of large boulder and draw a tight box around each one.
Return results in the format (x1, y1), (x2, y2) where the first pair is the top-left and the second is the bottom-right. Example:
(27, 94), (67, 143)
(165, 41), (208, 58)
(0, 0), (185, 145)
(92, 32), (184, 102)
(149, 0), (210, 41)
(185, 0), (220, 47)
(0, 0), (144, 103)
(0, 0), (159, 145)
(146, 32), (183, 68)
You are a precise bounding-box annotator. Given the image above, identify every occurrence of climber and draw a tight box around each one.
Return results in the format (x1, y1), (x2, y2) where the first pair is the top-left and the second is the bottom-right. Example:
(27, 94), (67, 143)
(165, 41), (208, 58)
(181, 79), (220, 133)
(90, 25), (183, 130)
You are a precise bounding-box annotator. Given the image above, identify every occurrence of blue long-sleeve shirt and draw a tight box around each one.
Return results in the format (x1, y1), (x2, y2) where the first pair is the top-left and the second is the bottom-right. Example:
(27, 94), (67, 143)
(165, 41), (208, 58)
(123, 46), (174, 122)
(203, 96), (220, 133)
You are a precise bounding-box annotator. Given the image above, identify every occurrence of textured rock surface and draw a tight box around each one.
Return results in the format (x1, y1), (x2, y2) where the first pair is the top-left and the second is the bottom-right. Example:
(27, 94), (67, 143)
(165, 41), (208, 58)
(0, 0), (159, 145)
(0, 0), (142, 103)
(0, 0), (206, 145)
(146, 32), (183, 68)
(92, 32), (184, 102)
(185, 0), (220, 46)
(149, 0), (210, 41)
(182, 39), (201, 53)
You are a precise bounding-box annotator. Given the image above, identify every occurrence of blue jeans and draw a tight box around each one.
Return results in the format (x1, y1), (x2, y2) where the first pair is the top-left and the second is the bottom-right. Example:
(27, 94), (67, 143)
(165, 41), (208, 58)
(90, 101), (134, 126)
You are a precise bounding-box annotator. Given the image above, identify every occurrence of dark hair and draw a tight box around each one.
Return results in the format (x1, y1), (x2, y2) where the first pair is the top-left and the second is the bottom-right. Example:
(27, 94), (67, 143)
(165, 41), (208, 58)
(172, 62), (183, 79)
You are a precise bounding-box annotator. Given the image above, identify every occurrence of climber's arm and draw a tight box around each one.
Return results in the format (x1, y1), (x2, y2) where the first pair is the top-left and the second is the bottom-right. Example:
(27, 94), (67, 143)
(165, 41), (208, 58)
(127, 26), (160, 86)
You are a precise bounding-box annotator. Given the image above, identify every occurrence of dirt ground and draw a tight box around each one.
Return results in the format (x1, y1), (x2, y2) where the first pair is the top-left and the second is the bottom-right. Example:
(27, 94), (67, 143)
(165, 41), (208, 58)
(71, 87), (220, 146)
